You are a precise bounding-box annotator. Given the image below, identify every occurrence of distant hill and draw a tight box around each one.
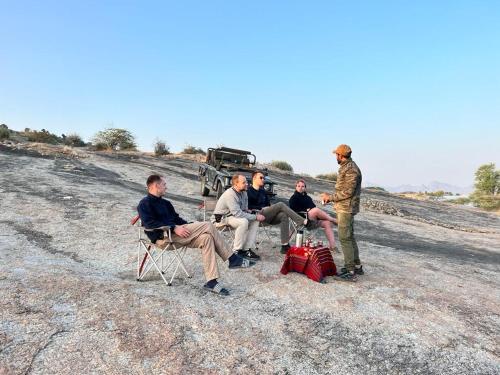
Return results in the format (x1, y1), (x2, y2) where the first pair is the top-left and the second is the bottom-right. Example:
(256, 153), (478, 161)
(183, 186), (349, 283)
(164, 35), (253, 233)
(364, 181), (473, 195)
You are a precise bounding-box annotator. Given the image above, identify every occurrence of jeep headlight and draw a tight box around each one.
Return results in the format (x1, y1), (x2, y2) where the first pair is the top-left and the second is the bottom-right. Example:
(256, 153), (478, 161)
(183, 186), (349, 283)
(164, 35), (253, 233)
(264, 184), (272, 192)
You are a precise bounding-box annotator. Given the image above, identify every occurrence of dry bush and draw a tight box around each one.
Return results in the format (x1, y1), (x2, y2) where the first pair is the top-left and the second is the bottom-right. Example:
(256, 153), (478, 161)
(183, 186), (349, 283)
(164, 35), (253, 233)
(182, 145), (205, 155)
(23, 129), (62, 144)
(271, 160), (293, 172)
(63, 133), (86, 147)
(316, 172), (337, 181)
(154, 139), (170, 156)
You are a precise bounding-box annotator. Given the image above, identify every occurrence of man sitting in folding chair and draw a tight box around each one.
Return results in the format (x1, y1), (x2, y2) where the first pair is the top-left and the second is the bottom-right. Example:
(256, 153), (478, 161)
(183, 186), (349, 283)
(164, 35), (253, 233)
(247, 171), (312, 256)
(137, 174), (255, 296)
(289, 179), (338, 253)
(212, 174), (266, 261)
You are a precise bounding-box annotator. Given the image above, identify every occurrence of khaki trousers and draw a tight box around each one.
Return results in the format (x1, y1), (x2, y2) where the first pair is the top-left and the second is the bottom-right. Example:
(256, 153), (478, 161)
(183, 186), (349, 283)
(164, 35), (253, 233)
(169, 222), (232, 281)
(337, 212), (360, 271)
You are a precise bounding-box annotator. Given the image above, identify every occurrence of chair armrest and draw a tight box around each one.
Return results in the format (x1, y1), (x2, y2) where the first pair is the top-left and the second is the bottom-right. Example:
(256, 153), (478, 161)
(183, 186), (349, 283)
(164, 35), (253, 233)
(130, 215), (140, 225)
(143, 226), (174, 242)
(143, 226), (172, 232)
(297, 211), (308, 218)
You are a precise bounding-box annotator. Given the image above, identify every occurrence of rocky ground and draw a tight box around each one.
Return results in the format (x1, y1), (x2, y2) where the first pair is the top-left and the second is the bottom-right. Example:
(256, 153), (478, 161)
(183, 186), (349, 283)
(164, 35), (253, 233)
(0, 143), (499, 375)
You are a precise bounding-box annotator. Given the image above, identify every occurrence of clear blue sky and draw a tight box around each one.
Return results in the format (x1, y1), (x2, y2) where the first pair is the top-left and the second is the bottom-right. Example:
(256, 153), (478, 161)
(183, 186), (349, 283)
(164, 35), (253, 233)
(1, 0), (499, 187)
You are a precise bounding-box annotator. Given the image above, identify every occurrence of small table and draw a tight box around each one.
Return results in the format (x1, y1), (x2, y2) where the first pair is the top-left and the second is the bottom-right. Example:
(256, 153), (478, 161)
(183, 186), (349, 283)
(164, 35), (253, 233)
(280, 245), (337, 283)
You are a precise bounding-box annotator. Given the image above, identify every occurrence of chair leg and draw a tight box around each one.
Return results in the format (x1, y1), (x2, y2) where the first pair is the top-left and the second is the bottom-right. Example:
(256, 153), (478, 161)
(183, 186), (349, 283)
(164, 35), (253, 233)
(174, 248), (191, 278)
(263, 226), (276, 248)
(168, 260), (181, 285)
(136, 240), (191, 287)
(288, 219), (302, 244)
(161, 251), (178, 273)
(165, 249), (190, 284)
(142, 248), (172, 286)
(137, 252), (149, 280)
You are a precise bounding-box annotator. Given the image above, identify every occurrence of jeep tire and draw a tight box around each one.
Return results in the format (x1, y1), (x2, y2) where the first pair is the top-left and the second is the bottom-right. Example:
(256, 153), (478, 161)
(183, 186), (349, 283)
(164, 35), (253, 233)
(216, 182), (224, 199)
(201, 179), (210, 197)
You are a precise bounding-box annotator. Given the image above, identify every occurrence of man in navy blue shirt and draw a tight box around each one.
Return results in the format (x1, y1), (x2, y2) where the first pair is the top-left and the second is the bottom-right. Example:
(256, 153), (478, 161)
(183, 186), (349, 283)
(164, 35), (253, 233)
(138, 174), (254, 296)
(247, 171), (310, 254)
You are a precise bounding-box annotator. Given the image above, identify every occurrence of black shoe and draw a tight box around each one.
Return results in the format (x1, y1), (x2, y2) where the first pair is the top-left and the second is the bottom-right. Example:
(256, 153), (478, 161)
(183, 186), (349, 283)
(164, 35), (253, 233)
(203, 282), (230, 296)
(354, 265), (364, 275)
(228, 255), (256, 269)
(335, 268), (358, 282)
(237, 249), (261, 260)
(280, 244), (290, 254)
(339, 266), (364, 275)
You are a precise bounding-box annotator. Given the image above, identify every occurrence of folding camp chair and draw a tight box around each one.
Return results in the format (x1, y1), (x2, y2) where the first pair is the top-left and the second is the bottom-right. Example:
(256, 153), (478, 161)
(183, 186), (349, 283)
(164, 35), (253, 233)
(288, 211), (327, 246)
(256, 222), (277, 249)
(131, 215), (191, 286)
(255, 210), (309, 250)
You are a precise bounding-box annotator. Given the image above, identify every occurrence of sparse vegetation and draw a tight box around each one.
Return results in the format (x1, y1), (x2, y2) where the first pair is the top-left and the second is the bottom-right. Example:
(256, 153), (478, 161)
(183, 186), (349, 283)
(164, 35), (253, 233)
(470, 163), (499, 211)
(154, 139), (170, 156)
(62, 133), (86, 147)
(182, 145), (205, 155)
(23, 128), (61, 144)
(366, 186), (387, 192)
(271, 160), (293, 172)
(316, 172), (337, 181)
(470, 193), (500, 210)
(426, 190), (445, 198)
(93, 143), (108, 151)
(447, 197), (471, 205)
(0, 124), (9, 140)
(92, 128), (136, 151)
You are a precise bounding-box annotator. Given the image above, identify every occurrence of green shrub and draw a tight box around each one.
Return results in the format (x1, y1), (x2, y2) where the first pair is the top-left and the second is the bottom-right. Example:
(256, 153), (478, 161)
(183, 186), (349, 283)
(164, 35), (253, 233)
(62, 133), (86, 147)
(474, 163), (499, 195)
(470, 192), (500, 211)
(92, 128), (136, 151)
(271, 160), (293, 172)
(0, 127), (9, 140)
(182, 145), (205, 155)
(447, 197), (471, 205)
(23, 129), (62, 144)
(154, 139), (170, 156)
(466, 163), (500, 210)
(427, 190), (445, 198)
(316, 172), (337, 181)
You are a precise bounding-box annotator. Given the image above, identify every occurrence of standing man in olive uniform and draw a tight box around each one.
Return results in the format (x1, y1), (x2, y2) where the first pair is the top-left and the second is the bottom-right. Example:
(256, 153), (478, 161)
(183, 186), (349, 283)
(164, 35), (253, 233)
(320, 144), (363, 282)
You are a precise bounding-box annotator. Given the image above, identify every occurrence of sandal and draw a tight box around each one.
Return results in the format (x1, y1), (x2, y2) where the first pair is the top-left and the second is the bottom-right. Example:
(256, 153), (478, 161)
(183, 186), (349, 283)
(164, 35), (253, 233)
(204, 282), (230, 296)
